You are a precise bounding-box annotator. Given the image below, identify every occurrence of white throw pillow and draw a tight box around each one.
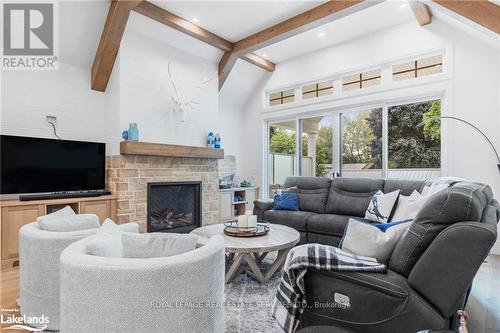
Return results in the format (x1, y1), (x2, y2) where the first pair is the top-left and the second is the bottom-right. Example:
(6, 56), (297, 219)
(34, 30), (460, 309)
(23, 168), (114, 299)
(421, 183), (449, 196)
(38, 214), (100, 232)
(86, 218), (135, 258)
(37, 205), (76, 222)
(391, 190), (430, 222)
(122, 233), (198, 258)
(341, 218), (410, 262)
(364, 190), (400, 223)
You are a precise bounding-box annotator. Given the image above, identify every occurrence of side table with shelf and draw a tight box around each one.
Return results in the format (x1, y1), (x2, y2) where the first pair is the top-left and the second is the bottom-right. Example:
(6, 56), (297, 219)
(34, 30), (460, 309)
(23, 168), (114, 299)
(219, 187), (258, 221)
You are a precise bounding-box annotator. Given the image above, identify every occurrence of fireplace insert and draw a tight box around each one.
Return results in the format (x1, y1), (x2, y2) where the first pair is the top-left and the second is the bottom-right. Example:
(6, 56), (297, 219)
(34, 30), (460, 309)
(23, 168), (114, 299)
(147, 181), (201, 233)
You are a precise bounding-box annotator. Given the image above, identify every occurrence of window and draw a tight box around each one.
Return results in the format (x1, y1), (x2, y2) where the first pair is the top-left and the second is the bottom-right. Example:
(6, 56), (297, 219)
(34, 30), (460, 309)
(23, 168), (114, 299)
(342, 69), (381, 92)
(269, 89), (295, 106)
(392, 55), (443, 81)
(302, 81), (334, 99)
(300, 116), (334, 177)
(388, 100), (441, 172)
(265, 99), (442, 197)
(341, 108), (383, 178)
(268, 120), (297, 197)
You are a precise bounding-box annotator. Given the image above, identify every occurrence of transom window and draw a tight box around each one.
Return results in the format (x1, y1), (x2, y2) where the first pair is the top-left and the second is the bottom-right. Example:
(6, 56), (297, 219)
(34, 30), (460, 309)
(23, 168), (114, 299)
(269, 89), (295, 106)
(302, 80), (334, 99)
(342, 69), (381, 91)
(393, 55), (443, 81)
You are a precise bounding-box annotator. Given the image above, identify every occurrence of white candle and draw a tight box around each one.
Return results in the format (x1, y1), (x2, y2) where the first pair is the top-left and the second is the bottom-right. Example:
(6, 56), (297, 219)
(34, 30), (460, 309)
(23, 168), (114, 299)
(238, 215), (248, 228)
(248, 215), (257, 228)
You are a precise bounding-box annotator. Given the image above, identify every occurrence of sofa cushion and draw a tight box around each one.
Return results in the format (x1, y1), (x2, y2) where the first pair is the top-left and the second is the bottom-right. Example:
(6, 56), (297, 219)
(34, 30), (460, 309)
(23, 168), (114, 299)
(37, 205), (76, 222)
(86, 219), (125, 257)
(298, 188), (330, 213)
(122, 233), (198, 258)
(263, 210), (316, 232)
(383, 179), (425, 196)
(325, 178), (384, 216)
(284, 176), (332, 190)
(341, 219), (410, 262)
(389, 181), (493, 277)
(307, 214), (372, 237)
(364, 190), (400, 223)
(273, 187), (298, 211)
(284, 177), (332, 214)
(38, 214), (100, 232)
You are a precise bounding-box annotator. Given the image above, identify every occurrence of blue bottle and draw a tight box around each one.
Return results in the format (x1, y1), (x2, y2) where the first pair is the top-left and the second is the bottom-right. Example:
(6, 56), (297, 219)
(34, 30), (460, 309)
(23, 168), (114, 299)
(214, 133), (221, 149)
(207, 132), (215, 148)
(128, 123), (139, 141)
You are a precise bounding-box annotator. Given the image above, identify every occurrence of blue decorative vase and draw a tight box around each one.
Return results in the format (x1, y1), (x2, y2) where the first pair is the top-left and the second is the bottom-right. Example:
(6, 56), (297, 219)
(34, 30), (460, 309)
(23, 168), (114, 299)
(128, 123), (139, 141)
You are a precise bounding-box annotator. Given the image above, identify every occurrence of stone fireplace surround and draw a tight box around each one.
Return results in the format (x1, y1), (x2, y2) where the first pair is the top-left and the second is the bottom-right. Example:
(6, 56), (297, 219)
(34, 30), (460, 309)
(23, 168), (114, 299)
(106, 155), (220, 232)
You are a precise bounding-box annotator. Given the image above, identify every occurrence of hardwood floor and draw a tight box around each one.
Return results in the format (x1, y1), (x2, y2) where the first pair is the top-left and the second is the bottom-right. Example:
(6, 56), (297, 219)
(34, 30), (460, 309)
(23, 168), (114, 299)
(0, 266), (20, 330)
(1, 256), (499, 332)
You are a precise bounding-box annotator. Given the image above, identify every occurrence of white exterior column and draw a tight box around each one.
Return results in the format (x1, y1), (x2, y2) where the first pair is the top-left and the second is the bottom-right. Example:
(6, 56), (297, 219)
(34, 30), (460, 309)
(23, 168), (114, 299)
(307, 133), (318, 176)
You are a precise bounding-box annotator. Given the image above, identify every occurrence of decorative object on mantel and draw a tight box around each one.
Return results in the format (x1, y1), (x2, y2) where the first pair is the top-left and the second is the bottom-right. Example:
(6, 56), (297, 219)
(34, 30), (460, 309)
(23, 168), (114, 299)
(207, 132), (223, 149)
(223, 219), (270, 238)
(207, 132), (215, 148)
(215, 133), (221, 149)
(121, 130), (128, 141)
(127, 123), (139, 141)
(167, 59), (216, 123)
(120, 141), (224, 159)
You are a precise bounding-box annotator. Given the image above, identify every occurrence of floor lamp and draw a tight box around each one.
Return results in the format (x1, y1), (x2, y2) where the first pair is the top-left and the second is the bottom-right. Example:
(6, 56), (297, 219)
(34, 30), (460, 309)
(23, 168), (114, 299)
(417, 116), (500, 173)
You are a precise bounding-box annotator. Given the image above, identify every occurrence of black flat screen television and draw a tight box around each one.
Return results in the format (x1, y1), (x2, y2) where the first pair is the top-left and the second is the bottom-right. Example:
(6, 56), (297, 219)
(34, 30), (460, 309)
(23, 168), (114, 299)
(1, 135), (106, 195)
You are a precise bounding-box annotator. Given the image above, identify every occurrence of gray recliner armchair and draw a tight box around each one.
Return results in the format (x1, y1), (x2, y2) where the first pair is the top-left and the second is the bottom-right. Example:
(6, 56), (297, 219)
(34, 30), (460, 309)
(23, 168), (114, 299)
(299, 181), (499, 332)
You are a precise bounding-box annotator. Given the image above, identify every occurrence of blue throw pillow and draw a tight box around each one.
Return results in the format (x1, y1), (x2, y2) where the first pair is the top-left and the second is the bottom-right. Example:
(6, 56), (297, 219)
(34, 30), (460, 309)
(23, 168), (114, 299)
(273, 189), (298, 211)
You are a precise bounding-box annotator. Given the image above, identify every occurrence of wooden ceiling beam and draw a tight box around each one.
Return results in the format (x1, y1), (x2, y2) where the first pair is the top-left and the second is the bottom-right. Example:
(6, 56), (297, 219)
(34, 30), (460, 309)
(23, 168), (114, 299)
(231, 0), (381, 55)
(91, 0), (142, 92)
(218, 52), (238, 91)
(132, 1), (275, 91)
(410, 1), (432, 26)
(133, 1), (233, 51)
(432, 0), (500, 34)
(240, 53), (275, 72)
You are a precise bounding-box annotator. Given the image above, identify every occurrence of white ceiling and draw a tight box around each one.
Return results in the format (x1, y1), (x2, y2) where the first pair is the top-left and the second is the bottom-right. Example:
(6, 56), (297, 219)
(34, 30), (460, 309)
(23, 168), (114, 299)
(219, 58), (270, 108)
(127, 12), (223, 62)
(152, 0), (325, 42)
(59, 1), (109, 68)
(256, 1), (417, 63)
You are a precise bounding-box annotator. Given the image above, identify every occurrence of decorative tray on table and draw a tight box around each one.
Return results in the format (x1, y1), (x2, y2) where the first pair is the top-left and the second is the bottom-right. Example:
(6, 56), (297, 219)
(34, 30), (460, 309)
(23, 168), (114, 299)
(223, 220), (270, 237)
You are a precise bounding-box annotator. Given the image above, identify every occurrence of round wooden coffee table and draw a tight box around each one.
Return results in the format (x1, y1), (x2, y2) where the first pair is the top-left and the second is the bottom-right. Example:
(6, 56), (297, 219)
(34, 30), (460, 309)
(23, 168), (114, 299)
(190, 223), (300, 283)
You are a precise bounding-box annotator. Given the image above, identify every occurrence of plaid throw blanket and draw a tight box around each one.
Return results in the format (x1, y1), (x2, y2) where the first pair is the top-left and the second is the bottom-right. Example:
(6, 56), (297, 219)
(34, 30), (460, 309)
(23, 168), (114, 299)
(271, 244), (387, 333)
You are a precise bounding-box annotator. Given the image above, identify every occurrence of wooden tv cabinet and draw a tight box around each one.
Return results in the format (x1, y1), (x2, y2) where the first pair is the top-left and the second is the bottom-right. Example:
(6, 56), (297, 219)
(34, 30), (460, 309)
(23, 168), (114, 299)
(0, 195), (117, 270)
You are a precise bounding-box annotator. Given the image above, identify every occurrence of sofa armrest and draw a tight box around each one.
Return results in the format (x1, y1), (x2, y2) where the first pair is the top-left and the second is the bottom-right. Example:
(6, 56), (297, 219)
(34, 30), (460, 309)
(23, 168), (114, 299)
(301, 269), (446, 332)
(408, 221), (497, 317)
(253, 199), (274, 220)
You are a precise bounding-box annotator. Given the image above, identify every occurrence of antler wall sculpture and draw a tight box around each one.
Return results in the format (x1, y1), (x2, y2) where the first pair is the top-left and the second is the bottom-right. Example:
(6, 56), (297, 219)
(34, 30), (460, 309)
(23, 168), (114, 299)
(167, 59), (216, 122)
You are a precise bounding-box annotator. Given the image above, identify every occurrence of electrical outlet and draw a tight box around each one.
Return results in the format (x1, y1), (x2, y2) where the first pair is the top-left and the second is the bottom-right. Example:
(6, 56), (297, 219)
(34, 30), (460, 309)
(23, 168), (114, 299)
(46, 115), (57, 127)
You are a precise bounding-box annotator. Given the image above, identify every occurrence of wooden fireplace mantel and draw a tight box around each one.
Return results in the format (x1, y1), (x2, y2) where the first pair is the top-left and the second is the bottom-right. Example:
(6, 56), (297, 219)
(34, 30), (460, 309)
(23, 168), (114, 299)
(120, 141), (225, 159)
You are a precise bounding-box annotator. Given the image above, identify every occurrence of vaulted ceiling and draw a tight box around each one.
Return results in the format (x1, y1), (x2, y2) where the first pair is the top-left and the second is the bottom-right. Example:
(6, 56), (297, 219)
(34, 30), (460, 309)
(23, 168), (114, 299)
(56, 1), (499, 98)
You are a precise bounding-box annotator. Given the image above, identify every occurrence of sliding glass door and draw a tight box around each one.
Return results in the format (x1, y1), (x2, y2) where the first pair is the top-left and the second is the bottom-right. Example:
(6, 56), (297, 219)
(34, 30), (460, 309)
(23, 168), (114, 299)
(268, 120), (297, 197)
(265, 98), (442, 197)
(387, 99), (441, 179)
(340, 108), (383, 178)
(300, 116), (334, 177)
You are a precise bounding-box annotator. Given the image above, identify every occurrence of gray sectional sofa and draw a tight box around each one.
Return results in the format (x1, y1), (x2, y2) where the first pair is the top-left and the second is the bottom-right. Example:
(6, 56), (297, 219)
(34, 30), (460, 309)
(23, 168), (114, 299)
(254, 176), (427, 246)
(254, 176), (499, 332)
